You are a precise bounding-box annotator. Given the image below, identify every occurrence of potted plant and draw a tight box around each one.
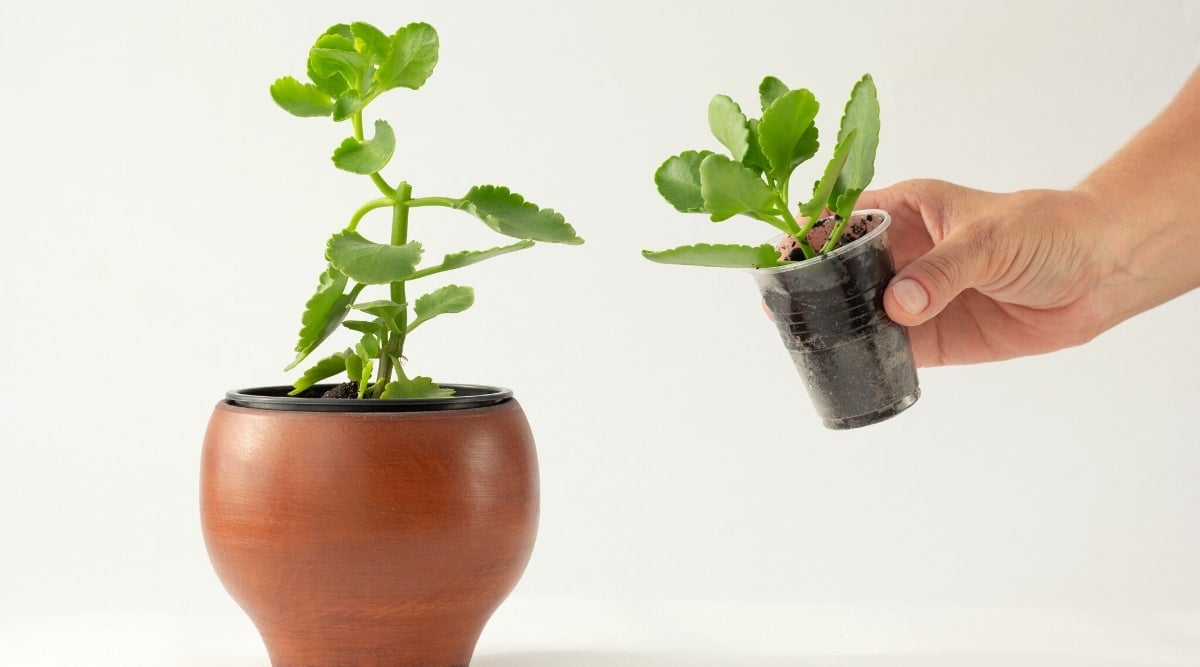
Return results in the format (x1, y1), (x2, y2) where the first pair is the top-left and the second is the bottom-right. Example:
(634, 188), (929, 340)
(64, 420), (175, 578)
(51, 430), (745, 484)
(200, 20), (582, 667)
(643, 74), (919, 429)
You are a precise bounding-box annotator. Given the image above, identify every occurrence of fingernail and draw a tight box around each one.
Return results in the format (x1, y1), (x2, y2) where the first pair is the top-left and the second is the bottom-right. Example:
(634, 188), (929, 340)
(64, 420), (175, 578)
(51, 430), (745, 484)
(892, 278), (929, 315)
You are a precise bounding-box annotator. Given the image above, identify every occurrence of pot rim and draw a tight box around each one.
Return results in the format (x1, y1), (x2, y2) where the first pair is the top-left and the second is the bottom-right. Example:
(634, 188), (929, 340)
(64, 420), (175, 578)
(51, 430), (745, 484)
(752, 208), (892, 275)
(224, 383), (513, 412)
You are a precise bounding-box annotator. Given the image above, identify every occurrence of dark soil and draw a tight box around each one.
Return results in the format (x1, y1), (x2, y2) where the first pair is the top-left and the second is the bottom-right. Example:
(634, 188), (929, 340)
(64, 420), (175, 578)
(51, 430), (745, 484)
(296, 382), (360, 399)
(776, 212), (883, 261)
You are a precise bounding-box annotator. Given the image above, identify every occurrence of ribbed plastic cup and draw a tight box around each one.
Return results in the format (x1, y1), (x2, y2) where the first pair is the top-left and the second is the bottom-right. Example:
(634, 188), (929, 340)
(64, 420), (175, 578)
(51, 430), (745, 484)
(753, 210), (919, 429)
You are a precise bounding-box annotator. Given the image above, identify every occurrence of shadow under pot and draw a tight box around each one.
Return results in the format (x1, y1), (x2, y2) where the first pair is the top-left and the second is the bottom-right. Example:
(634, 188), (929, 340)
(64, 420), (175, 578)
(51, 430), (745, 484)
(200, 384), (538, 667)
(753, 210), (920, 429)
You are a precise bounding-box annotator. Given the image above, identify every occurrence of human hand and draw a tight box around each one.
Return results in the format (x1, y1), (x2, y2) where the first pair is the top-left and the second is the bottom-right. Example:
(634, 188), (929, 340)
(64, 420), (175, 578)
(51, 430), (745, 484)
(856, 180), (1120, 367)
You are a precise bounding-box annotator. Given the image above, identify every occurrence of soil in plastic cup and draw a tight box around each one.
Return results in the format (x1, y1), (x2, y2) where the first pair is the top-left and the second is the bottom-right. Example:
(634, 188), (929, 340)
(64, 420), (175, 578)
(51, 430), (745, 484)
(753, 210), (920, 429)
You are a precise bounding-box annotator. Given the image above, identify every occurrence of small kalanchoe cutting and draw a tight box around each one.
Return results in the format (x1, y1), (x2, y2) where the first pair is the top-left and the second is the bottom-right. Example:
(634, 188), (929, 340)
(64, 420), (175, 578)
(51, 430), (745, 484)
(643, 74), (879, 268)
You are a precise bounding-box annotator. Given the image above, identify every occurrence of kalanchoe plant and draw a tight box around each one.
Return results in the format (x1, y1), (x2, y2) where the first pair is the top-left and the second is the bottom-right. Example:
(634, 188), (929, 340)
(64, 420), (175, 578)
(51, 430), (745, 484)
(270, 21), (582, 399)
(643, 74), (879, 267)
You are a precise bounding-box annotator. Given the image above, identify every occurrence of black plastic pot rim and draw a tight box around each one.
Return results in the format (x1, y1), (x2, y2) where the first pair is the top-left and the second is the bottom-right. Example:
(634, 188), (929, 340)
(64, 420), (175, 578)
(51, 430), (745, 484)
(224, 384), (514, 412)
(751, 208), (892, 275)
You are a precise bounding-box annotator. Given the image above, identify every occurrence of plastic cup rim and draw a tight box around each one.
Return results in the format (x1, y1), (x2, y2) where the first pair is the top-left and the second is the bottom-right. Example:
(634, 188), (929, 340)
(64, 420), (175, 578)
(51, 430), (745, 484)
(750, 208), (893, 275)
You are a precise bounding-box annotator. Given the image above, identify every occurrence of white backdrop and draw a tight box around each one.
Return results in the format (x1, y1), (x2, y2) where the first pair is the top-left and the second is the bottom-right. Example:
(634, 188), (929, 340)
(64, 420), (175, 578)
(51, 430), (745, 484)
(2, 0), (1199, 663)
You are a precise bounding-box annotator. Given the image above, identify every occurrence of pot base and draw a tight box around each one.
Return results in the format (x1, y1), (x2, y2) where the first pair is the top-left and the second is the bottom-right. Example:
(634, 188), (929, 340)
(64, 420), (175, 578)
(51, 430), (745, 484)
(823, 388), (920, 430)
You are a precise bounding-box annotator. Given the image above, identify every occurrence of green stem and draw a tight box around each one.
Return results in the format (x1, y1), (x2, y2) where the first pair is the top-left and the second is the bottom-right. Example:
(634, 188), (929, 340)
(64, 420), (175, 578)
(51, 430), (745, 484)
(821, 216), (850, 254)
(370, 173), (394, 197)
(347, 198), (396, 231)
(793, 214), (821, 260)
(372, 182), (413, 398)
(372, 331), (393, 398)
(405, 196), (460, 208)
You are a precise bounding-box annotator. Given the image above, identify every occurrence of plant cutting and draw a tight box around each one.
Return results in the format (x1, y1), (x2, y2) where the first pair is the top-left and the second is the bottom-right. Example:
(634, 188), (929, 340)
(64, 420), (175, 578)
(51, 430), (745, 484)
(200, 20), (581, 667)
(643, 74), (919, 429)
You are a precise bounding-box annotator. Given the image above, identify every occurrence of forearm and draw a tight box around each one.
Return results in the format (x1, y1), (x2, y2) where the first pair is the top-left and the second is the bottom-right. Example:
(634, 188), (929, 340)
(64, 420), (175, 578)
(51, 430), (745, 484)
(1077, 66), (1200, 329)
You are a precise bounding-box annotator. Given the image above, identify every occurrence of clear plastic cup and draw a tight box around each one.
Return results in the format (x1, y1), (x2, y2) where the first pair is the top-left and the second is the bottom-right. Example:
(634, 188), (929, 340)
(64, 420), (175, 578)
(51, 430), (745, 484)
(752, 209), (920, 429)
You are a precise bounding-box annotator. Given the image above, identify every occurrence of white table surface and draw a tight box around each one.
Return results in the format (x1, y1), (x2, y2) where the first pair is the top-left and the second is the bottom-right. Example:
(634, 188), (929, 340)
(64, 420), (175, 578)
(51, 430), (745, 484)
(3, 596), (1198, 666)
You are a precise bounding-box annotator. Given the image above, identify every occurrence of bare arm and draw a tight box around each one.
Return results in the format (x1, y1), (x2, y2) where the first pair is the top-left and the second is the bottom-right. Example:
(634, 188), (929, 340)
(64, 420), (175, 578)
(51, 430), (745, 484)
(1078, 65), (1200, 330)
(857, 66), (1200, 367)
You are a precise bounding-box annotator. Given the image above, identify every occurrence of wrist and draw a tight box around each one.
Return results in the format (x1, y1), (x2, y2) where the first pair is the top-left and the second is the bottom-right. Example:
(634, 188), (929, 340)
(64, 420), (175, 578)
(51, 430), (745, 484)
(1073, 179), (1200, 331)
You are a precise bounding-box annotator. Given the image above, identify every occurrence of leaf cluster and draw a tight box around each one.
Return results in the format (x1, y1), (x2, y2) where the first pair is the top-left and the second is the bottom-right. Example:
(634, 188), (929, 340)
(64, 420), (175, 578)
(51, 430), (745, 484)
(643, 74), (880, 269)
(271, 22), (583, 398)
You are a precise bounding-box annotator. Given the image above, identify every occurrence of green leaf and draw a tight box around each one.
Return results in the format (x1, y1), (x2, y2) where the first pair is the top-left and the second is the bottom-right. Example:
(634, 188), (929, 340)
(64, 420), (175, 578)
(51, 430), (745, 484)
(742, 119), (770, 175)
(285, 266), (352, 371)
(343, 319), (382, 335)
(332, 119), (395, 174)
(352, 299), (406, 334)
(427, 240), (536, 274)
(306, 29), (352, 96)
(799, 129), (857, 219)
(410, 284), (474, 331)
(654, 150), (713, 213)
(759, 76), (790, 112)
(757, 89), (820, 181)
(698, 153), (775, 222)
(270, 76), (335, 117)
(289, 349), (351, 395)
(831, 74), (881, 214)
(456, 185), (583, 244)
(332, 93), (364, 122)
(381, 376), (455, 399)
(326, 230), (423, 284)
(375, 22), (439, 91)
(350, 21), (390, 66)
(354, 359), (373, 398)
(309, 33), (366, 94)
(708, 95), (750, 162)
(357, 333), (381, 359)
(831, 187), (864, 222)
(345, 355), (362, 386)
(642, 243), (784, 269)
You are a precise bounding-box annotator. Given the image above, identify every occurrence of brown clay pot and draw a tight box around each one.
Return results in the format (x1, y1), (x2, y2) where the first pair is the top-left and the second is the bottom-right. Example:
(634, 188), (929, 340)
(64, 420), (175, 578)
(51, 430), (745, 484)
(200, 385), (538, 667)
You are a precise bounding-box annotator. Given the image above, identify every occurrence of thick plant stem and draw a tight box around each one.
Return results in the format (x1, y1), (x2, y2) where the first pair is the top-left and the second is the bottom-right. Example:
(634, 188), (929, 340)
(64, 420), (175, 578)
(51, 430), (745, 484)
(372, 182), (413, 398)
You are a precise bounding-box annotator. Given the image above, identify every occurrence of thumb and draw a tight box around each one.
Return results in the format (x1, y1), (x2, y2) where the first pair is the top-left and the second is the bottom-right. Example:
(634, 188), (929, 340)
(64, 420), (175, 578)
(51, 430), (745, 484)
(884, 226), (994, 326)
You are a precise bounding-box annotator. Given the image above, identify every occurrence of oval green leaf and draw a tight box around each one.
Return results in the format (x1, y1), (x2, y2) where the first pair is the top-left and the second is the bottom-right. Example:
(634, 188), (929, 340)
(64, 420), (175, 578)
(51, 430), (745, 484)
(758, 88), (820, 181)
(285, 266), (352, 371)
(831, 74), (880, 212)
(332, 119), (395, 174)
(409, 284), (475, 331)
(655, 150), (713, 213)
(375, 22), (439, 91)
(759, 76), (790, 112)
(411, 241), (536, 280)
(350, 21), (390, 65)
(642, 243), (784, 269)
(698, 153), (775, 222)
(326, 230), (423, 284)
(289, 349), (351, 395)
(799, 129), (857, 219)
(270, 76), (335, 118)
(457, 185), (582, 244)
(708, 94), (750, 162)
(353, 299), (407, 334)
(381, 376), (455, 399)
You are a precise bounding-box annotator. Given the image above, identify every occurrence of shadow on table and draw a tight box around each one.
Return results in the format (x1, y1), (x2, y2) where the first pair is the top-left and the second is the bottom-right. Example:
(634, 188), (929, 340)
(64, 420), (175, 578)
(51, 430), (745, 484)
(473, 651), (1148, 667)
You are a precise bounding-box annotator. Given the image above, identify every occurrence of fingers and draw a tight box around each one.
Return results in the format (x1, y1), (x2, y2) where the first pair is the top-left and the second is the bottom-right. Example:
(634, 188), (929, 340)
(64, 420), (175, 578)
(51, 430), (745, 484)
(884, 222), (996, 326)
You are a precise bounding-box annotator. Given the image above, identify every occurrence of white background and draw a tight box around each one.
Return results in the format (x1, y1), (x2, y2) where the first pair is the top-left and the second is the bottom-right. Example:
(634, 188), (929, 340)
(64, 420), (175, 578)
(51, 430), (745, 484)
(2, 0), (1199, 664)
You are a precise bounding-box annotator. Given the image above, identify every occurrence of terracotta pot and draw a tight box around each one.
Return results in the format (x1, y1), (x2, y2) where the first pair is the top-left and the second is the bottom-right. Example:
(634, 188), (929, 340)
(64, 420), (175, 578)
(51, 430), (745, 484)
(200, 384), (538, 667)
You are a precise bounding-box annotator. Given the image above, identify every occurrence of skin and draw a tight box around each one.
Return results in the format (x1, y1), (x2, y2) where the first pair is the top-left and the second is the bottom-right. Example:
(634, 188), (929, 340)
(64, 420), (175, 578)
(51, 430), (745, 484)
(857, 66), (1200, 367)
